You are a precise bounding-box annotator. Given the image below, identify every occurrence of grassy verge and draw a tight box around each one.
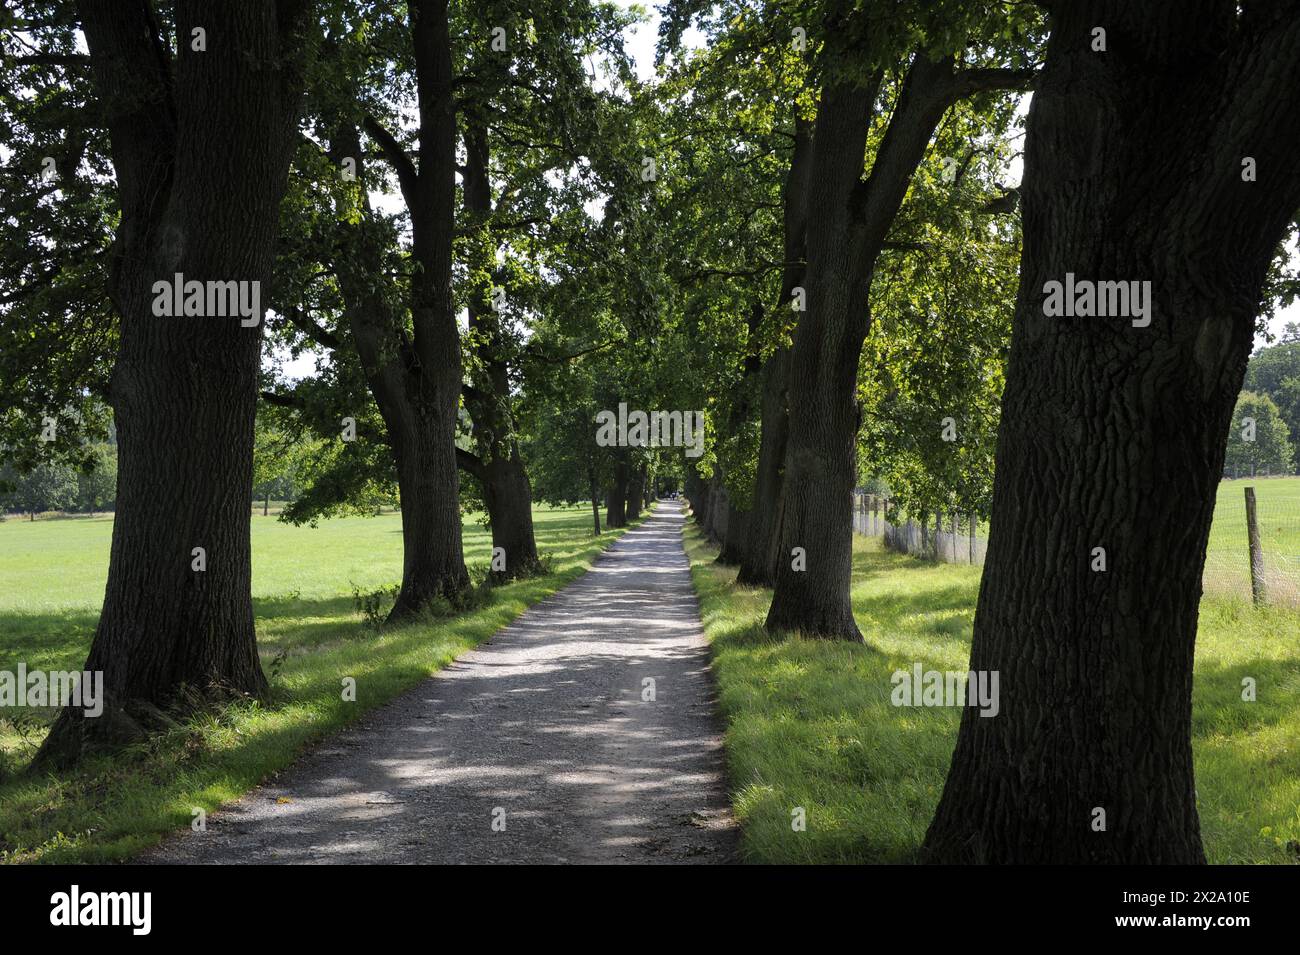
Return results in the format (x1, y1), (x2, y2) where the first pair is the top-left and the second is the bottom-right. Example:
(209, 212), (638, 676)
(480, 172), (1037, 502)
(686, 522), (1300, 864)
(0, 505), (643, 863)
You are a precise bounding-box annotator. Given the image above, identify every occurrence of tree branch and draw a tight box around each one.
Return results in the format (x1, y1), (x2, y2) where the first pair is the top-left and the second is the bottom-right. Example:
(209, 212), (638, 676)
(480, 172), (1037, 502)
(979, 188), (1020, 216)
(680, 262), (790, 284)
(462, 381), (491, 406)
(523, 336), (626, 365)
(281, 305), (342, 350)
(75, 0), (177, 224)
(14, 53), (91, 66)
(456, 446), (486, 480)
(1197, 12), (1300, 264)
(951, 66), (1038, 98)
(362, 112), (419, 206)
(259, 390), (302, 409)
(855, 56), (1028, 260)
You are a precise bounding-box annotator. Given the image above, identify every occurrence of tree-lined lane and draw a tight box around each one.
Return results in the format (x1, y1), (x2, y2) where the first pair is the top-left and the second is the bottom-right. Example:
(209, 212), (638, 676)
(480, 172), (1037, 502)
(147, 504), (736, 864)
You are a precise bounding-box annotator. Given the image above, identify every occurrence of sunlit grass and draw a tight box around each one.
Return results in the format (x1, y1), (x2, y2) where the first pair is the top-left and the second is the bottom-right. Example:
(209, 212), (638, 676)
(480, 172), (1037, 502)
(0, 506), (638, 863)
(687, 524), (1300, 865)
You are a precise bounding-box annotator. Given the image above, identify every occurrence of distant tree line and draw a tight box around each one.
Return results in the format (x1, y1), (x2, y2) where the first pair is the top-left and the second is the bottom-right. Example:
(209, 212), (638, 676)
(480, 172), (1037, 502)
(1225, 326), (1300, 475)
(1, 416), (318, 519)
(0, 442), (115, 518)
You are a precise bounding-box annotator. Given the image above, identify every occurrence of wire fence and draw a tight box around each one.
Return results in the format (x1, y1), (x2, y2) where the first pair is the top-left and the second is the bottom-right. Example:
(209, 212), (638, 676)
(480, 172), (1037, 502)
(855, 479), (1300, 607)
(852, 494), (989, 566)
(1204, 478), (1300, 607)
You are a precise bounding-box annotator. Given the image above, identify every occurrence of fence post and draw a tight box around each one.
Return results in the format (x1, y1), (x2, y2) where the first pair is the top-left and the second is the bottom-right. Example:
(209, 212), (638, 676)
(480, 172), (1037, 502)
(969, 513), (976, 565)
(1245, 486), (1266, 605)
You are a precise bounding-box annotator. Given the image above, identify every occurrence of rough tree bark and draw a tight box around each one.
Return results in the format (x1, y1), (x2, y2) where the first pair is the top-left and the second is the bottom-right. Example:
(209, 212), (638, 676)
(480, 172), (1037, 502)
(923, 1), (1300, 863)
(706, 477), (728, 544)
(458, 116), (539, 578)
(36, 0), (314, 766)
(717, 301), (767, 566)
(587, 462), (602, 535)
(606, 454), (628, 528)
(685, 468), (708, 526)
(361, 0), (468, 618)
(717, 501), (748, 565)
(766, 52), (1033, 639)
(738, 116), (812, 586)
(625, 462), (645, 522)
(321, 119), (467, 617)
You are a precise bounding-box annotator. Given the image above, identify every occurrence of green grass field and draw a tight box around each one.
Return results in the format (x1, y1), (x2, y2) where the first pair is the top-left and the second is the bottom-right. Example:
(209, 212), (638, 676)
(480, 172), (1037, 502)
(1207, 476), (1300, 604)
(0, 506), (634, 863)
(687, 523), (1300, 865)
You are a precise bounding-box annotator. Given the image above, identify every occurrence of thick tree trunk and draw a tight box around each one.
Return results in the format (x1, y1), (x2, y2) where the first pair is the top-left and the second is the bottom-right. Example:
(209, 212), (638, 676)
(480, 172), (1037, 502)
(331, 122), (467, 619)
(703, 483), (716, 540)
(738, 348), (790, 587)
(36, 1), (311, 766)
(765, 84), (878, 640)
(685, 468), (708, 526)
(588, 464), (602, 535)
(625, 464), (645, 522)
(475, 449), (539, 579)
(739, 117), (811, 587)
(767, 53), (1030, 638)
(358, 0), (469, 619)
(707, 478), (728, 545)
(389, 419), (467, 617)
(344, 299), (469, 618)
(458, 115), (540, 580)
(606, 456), (628, 529)
(711, 301), (764, 567)
(605, 488), (624, 527)
(923, 2), (1300, 863)
(717, 499), (748, 565)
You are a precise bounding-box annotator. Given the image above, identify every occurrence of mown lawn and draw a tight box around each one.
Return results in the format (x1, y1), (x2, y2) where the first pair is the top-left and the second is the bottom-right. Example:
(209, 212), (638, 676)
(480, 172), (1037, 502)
(0, 506), (636, 863)
(686, 524), (1300, 865)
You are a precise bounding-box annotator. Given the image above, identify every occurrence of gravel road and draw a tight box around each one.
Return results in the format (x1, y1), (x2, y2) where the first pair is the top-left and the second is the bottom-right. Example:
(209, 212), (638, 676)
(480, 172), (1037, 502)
(144, 502), (738, 864)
